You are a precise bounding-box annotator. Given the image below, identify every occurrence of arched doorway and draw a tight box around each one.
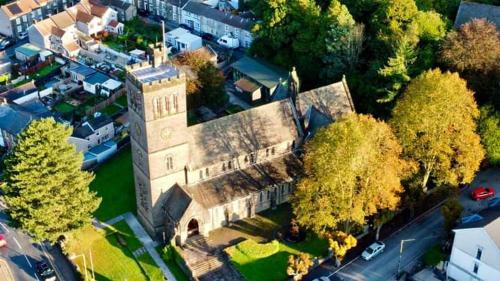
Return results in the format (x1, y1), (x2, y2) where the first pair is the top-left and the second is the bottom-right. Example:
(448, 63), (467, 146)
(187, 219), (199, 237)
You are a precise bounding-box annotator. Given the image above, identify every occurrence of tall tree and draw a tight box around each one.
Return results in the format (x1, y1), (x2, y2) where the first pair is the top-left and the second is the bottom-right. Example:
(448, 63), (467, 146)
(478, 105), (500, 166)
(441, 18), (500, 74)
(373, 209), (395, 240)
(287, 253), (313, 280)
(390, 69), (484, 191)
(2, 118), (101, 243)
(322, 1), (363, 80)
(292, 114), (409, 235)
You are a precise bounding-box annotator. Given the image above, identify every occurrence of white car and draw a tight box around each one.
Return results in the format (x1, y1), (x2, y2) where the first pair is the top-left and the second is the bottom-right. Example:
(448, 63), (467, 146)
(361, 241), (385, 261)
(313, 277), (329, 281)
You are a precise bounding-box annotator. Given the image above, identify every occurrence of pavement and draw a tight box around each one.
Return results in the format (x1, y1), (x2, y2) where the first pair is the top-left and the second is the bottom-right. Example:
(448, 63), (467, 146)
(0, 200), (77, 281)
(305, 168), (500, 281)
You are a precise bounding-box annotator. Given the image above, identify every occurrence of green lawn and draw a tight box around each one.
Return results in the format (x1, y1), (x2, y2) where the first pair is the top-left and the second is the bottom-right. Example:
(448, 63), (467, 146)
(115, 95), (128, 107)
(156, 246), (190, 281)
(101, 103), (122, 116)
(113, 220), (143, 251)
(35, 63), (60, 78)
(65, 223), (159, 281)
(90, 148), (136, 221)
(137, 252), (165, 281)
(53, 102), (76, 114)
(226, 235), (328, 281)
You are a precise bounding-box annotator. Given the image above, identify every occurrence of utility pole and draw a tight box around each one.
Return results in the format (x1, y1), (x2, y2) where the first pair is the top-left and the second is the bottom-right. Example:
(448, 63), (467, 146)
(397, 238), (416, 277)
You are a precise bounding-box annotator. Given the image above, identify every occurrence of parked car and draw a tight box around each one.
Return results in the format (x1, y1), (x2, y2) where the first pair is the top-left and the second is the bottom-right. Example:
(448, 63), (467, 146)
(36, 261), (56, 281)
(471, 187), (495, 200)
(0, 234), (7, 247)
(217, 35), (239, 49)
(201, 33), (214, 41)
(361, 241), (385, 261)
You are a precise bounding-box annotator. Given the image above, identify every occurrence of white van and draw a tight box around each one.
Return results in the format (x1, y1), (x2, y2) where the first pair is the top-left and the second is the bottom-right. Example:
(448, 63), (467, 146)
(217, 35), (239, 49)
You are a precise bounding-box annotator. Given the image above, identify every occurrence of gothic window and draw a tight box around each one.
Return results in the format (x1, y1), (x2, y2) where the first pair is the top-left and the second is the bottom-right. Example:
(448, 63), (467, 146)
(228, 160), (232, 169)
(165, 96), (170, 114)
(222, 163), (226, 171)
(271, 147), (276, 155)
(259, 192), (262, 202)
(244, 156), (248, 163)
(165, 155), (173, 170)
(152, 97), (160, 118)
(199, 170), (203, 180)
(250, 153), (256, 164)
(205, 168), (209, 177)
(266, 148), (269, 157)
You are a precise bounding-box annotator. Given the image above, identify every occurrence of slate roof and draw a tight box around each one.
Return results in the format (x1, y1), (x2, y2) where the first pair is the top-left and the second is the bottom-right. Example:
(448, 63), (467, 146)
(1, 0), (39, 19)
(70, 64), (96, 77)
(454, 1), (500, 28)
(84, 72), (109, 85)
(0, 104), (33, 135)
(231, 56), (287, 89)
(15, 43), (41, 57)
(186, 98), (299, 169)
(88, 114), (113, 129)
(185, 154), (301, 209)
(72, 114), (112, 138)
(455, 206), (500, 248)
(72, 124), (94, 138)
(164, 184), (193, 222)
(101, 0), (133, 10)
(0, 81), (37, 103)
(183, 2), (255, 31)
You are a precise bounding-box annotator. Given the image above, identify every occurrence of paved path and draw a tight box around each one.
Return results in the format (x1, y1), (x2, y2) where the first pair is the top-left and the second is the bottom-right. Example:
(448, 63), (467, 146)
(305, 168), (500, 281)
(122, 212), (176, 281)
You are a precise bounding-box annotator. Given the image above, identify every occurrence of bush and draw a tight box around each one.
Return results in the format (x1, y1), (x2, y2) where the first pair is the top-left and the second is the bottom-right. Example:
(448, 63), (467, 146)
(235, 239), (280, 259)
(423, 244), (444, 267)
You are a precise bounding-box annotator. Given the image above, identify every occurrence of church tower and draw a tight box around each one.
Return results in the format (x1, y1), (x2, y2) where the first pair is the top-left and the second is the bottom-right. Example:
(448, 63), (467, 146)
(126, 43), (189, 235)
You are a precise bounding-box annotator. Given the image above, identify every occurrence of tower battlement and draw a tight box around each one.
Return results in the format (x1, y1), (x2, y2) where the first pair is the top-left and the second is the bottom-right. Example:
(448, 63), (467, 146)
(126, 61), (186, 92)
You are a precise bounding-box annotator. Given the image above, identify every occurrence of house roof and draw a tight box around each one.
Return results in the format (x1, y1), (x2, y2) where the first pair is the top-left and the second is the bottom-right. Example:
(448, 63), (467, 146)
(100, 0), (133, 11)
(185, 154), (301, 209)
(72, 124), (94, 138)
(186, 98), (299, 169)
(0, 104), (32, 135)
(90, 4), (109, 17)
(231, 56), (287, 89)
(455, 206), (500, 248)
(70, 64), (96, 77)
(76, 11), (95, 24)
(183, 2), (255, 31)
(176, 32), (201, 45)
(234, 77), (260, 93)
(88, 140), (116, 154)
(167, 27), (190, 38)
(87, 114), (113, 129)
(72, 114), (113, 138)
(84, 72), (110, 85)
(63, 41), (81, 53)
(50, 10), (76, 29)
(107, 20), (120, 28)
(102, 79), (121, 90)
(455, 1), (500, 28)
(1, 0), (39, 19)
(15, 43), (42, 57)
(0, 81), (37, 103)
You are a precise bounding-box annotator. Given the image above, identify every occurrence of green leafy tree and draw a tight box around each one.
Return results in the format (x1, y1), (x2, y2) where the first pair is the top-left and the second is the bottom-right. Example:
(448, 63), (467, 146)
(377, 37), (416, 102)
(478, 105), (500, 166)
(322, 1), (363, 80)
(329, 231), (357, 266)
(292, 114), (409, 235)
(287, 253), (313, 280)
(441, 197), (463, 232)
(414, 11), (447, 42)
(441, 18), (500, 74)
(2, 118), (101, 243)
(197, 63), (227, 109)
(370, 0), (420, 52)
(390, 69), (484, 191)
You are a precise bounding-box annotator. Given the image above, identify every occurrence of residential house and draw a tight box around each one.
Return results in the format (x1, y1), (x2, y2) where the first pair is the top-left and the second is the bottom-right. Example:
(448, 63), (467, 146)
(454, 1), (500, 28)
(68, 114), (115, 152)
(0, 0), (78, 39)
(100, 0), (136, 21)
(447, 206), (500, 281)
(163, 0), (190, 23)
(230, 56), (287, 103)
(105, 20), (124, 34)
(166, 28), (202, 52)
(181, 1), (254, 47)
(28, 0), (118, 56)
(0, 83), (52, 149)
(67, 63), (96, 83)
(15, 43), (42, 62)
(83, 71), (122, 96)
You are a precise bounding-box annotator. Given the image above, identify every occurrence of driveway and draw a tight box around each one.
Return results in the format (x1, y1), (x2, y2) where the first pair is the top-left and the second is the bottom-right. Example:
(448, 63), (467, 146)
(305, 168), (500, 281)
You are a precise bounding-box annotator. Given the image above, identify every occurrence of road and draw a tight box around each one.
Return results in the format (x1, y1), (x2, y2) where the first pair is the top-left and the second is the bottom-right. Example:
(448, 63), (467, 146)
(305, 168), (500, 281)
(0, 200), (77, 281)
(4, 38), (28, 57)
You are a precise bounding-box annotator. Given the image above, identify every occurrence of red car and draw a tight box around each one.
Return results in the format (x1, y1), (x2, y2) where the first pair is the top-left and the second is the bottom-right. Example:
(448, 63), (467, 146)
(471, 187), (496, 200)
(0, 234), (6, 247)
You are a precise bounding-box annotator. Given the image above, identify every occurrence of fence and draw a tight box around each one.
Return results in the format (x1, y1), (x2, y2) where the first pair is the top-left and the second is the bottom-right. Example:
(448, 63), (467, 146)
(85, 88), (126, 115)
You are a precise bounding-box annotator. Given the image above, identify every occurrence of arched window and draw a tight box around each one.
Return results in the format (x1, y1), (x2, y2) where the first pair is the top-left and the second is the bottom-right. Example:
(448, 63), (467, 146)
(244, 156), (248, 163)
(199, 170), (203, 179)
(271, 147), (276, 155)
(228, 160), (232, 169)
(205, 168), (209, 177)
(266, 148), (269, 157)
(222, 163), (226, 171)
(165, 156), (173, 170)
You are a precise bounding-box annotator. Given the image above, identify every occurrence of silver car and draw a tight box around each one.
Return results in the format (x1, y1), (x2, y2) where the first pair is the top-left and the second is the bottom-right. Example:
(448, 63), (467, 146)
(361, 241), (385, 261)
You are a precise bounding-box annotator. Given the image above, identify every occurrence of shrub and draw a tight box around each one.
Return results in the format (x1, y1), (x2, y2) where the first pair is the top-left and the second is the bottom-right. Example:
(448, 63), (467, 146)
(235, 239), (280, 259)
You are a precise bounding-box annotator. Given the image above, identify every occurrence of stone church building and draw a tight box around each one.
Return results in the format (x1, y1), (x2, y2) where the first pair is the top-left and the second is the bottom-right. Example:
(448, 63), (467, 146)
(126, 43), (355, 245)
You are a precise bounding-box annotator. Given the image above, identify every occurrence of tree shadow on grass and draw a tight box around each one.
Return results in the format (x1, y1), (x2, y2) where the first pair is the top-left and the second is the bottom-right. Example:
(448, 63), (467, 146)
(232, 251), (291, 281)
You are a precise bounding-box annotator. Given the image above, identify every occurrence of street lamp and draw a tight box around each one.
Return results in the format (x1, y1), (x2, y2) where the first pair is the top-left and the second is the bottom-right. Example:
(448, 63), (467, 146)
(397, 238), (416, 276)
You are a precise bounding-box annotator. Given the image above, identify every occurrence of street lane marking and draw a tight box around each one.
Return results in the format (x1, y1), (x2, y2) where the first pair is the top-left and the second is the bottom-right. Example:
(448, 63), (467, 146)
(40, 243), (63, 281)
(12, 237), (22, 250)
(23, 254), (32, 268)
(34, 273), (40, 281)
(0, 222), (9, 233)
